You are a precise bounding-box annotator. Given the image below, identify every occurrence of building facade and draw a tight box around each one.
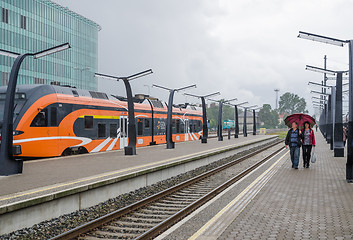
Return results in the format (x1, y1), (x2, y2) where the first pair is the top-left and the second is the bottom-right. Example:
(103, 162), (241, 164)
(0, 0), (100, 90)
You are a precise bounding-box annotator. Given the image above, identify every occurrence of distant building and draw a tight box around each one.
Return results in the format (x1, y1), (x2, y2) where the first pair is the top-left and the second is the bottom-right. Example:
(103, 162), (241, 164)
(278, 113), (285, 124)
(0, 0), (100, 90)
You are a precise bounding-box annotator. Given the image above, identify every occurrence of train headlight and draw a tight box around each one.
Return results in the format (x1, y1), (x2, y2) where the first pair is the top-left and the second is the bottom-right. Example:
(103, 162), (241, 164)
(13, 130), (24, 136)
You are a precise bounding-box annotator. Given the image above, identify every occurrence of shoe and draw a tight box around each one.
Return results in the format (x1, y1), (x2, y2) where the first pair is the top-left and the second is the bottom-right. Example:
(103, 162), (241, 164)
(292, 165), (294, 168)
(306, 165), (309, 168)
(294, 167), (298, 169)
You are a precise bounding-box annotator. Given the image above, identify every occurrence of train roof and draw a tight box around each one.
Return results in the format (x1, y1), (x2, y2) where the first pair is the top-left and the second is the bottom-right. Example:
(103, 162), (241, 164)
(0, 84), (202, 113)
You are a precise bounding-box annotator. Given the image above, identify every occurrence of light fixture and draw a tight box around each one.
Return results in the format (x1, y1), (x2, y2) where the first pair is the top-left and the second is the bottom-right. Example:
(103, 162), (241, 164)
(184, 91), (220, 99)
(236, 101), (248, 106)
(224, 98), (238, 103)
(298, 31), (347, 47)
(311, 90), (331, 95)
(306, 65), (336, 75)
(0, 49), (20, 58)
(153, 84), (195, 92)
(308, 81), (332, 88)
(34, 42), (70, 59)
(95, 73), (119, 81)
(126, 69), (153, 81)
(246, 105), (257, 109)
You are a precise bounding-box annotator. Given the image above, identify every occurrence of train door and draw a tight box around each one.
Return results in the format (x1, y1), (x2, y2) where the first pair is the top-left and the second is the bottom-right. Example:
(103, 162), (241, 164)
(120, 116), (128, 148)
(184, 119), (189, 141)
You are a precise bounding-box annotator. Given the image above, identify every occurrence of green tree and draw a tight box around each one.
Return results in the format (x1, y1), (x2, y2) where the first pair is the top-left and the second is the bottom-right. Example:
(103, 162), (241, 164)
(278, 92), (307, 114)
(206, 101), (243, 129)
(258, 104), (279, 128)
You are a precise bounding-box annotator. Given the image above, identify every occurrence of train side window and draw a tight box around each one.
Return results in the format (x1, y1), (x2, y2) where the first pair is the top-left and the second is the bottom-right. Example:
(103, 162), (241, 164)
(84, 116), (93, 129)
(50, 107), (57, 126)
(98, 123), (106, 138)
(110, 124), (117, 138)
(176, 120), (180, 133)
(180, 121), (185, 133)
(144, 119), (150, 129)
(31, 109), (48, 127)
(137, 118), (143, 136)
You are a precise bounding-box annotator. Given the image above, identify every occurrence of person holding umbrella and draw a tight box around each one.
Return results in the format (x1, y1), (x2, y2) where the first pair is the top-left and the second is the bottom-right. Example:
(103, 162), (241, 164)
(285, 121), (302, 169)
(301, 121), (316, 168)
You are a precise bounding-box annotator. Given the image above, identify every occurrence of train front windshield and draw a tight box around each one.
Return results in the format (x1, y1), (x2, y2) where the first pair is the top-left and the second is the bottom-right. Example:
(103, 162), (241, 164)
(0, 93), (27, 124)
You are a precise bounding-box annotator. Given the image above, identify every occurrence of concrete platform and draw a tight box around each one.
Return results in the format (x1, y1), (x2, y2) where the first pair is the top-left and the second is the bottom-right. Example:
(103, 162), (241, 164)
(162, 132), (353, 239)
(0, 134), (276, 235)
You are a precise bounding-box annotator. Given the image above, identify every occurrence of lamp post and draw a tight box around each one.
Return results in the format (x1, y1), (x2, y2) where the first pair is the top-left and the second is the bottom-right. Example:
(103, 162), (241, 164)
(298, 30), (353, 181)
(311, 90), (332, 144)
(313, 98), (325, 134)
(183, 91), (220, 143)
(209, 98), (238, 141)
(0, 43), (71, 176)
(95, 69), (153, 155)
(226, 101), (248, 138)
(152, 84), (196, 149)
(239, 105), (257, 137)
(73, 66), (90, 83)
(309, 81), (332, 140)
(250, 106), (262, 135)
(307, 65), (346, 156)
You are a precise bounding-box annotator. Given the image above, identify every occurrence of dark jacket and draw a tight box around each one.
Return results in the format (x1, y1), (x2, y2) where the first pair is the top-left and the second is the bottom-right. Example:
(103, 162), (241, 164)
(285, 128), (303, 147)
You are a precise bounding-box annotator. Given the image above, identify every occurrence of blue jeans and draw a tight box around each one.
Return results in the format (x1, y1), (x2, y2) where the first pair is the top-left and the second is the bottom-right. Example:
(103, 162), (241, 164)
(290, 146), (300, 168)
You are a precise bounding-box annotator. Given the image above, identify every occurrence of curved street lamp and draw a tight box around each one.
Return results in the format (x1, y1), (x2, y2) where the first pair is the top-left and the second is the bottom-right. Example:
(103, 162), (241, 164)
(184, 91), (220, 143)
(95, 69), (153, 155)
(0, 43), (71, 176)
(298, 30), (353, 181)
(152, 84), (196, 149)
(307, 65), (345, 156)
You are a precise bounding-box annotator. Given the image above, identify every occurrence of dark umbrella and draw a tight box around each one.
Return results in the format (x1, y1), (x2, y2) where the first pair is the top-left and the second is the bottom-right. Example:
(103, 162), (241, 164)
(284, 113), (316, 129)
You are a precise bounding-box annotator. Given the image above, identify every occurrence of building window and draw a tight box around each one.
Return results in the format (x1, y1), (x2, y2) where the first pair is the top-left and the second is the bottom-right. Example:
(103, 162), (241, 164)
(1, 72), (9, 85)
(2, 8), (8, 23)
(34, 78), (48, 84)
(20, 15), (26, 29)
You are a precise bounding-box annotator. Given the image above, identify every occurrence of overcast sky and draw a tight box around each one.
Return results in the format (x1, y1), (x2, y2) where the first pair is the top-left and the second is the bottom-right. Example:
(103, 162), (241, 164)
(53, 0), (353, 115)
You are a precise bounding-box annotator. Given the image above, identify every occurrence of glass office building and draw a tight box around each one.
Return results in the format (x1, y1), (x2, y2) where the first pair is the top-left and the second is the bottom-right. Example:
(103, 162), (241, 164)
(0, 0), (100, 90)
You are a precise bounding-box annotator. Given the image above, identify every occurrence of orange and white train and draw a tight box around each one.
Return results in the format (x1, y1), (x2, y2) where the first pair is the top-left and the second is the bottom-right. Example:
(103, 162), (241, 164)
(0, 84), (203, 158)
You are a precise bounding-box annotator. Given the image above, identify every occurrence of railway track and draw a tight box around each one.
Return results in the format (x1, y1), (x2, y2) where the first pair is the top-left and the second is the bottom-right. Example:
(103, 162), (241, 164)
(51, 140), (284, 240)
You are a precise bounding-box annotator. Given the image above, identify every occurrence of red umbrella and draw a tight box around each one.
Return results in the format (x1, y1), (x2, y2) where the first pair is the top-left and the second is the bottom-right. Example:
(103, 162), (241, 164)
(284, 113), (316, 129)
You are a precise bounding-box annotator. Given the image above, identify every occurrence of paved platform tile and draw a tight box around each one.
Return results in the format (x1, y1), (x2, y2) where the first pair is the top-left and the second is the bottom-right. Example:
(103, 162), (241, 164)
(218, 133), (353, 240)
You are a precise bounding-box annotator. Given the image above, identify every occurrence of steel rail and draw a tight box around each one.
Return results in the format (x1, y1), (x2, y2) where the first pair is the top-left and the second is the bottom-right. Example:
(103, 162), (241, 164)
(51, 140), (283, 240)
(137, 144), (284, 239)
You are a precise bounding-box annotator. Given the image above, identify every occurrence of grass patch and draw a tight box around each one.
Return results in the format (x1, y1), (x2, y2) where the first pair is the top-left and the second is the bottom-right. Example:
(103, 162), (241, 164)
(267, 131), (287, 139)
